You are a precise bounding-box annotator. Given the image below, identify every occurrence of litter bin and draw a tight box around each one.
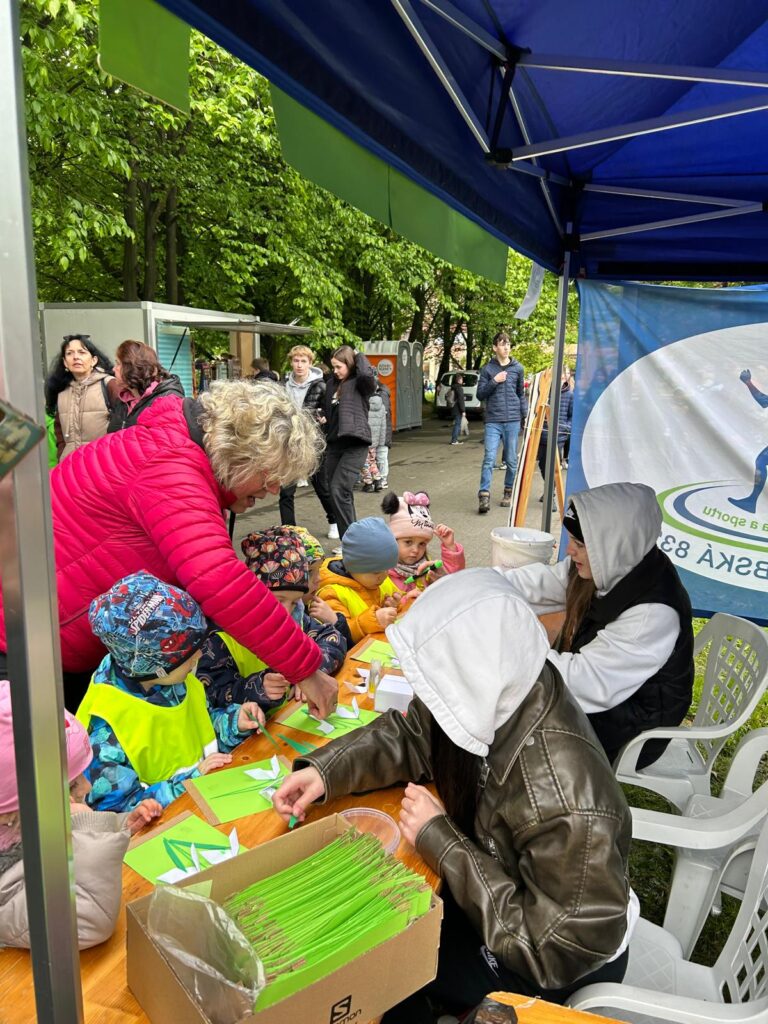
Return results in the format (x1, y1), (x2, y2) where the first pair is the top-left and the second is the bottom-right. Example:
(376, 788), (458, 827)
(490, 527), (555, 569)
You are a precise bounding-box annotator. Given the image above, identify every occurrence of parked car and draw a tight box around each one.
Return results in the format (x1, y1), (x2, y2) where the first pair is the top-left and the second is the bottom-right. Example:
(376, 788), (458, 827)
(435, 370), (483, 419)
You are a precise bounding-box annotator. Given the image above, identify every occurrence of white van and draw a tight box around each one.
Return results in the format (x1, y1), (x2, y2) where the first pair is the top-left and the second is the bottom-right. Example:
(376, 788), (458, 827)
(435, 370), (483, 418)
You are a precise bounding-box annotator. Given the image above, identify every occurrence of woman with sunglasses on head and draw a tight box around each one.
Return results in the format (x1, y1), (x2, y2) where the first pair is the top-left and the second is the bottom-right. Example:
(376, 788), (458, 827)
(45, 334), (119, 462)
(498, 481), (694, 769)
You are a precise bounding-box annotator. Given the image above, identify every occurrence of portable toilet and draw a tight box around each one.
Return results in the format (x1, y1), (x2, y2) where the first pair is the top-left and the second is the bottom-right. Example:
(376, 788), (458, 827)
(364, 340), (423, 430)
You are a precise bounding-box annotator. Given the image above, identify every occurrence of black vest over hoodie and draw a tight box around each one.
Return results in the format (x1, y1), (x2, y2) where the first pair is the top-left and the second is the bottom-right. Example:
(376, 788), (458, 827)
(571, 545), (694, 769)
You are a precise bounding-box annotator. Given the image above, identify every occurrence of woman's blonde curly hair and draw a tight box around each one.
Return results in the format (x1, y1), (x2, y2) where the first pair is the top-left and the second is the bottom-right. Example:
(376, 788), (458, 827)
(198, 379), (324, 492)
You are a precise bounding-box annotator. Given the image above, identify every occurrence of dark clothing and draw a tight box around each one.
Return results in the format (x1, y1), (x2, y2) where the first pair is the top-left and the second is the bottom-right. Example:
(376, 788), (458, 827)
(476, 357), (527, 424)
(382, 893), (628, 1023)
(107, 375), (185, 433)
(323, 442), (369, 538)
(251, 369), (279, 383)
(574, 546), (694, 769)
(278, 483), (298, 527)
(449, 383), (466, 415)
(379, 384), (393, 446)
(322, 354), (376, 445)
(300, 378), (326, 421)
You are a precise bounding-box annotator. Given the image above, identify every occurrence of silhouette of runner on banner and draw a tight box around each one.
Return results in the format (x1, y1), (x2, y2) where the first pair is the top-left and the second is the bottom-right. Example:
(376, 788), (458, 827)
(730, 369), (768, 514)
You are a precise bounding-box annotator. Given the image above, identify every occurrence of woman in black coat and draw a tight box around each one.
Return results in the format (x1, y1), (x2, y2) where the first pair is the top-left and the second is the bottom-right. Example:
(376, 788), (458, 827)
(321, 346), (375, 538)
(107, 340), (185, 431)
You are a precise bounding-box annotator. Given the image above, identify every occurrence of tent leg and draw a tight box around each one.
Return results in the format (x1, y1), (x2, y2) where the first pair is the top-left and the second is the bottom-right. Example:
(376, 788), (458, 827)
(541, 249), (571, 532)
(0, 2), (83, 1020)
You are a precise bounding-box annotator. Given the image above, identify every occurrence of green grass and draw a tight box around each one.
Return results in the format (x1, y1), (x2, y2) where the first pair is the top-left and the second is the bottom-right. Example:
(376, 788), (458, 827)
(626, 617), (768, 966)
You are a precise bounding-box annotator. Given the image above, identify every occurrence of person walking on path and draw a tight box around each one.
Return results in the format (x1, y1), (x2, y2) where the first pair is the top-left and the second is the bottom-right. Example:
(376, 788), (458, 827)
(449, 373), (466, 445)
(476, 332), (527, 513)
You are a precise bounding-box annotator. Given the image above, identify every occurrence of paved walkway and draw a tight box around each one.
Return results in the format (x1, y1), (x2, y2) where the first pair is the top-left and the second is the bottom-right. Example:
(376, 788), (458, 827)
(233, 410), (563, 568)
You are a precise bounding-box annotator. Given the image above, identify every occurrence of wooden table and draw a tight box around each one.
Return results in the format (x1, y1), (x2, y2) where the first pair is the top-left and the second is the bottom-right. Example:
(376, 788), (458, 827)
(0, 638), (437, 1023)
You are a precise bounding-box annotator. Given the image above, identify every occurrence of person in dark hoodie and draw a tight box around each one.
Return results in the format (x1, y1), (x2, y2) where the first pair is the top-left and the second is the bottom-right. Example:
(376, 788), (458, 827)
(107, 339), (184, 432)
(279, 345), (334, 527)
(498, 481), (694, 768)
(476, 332), (527, 513)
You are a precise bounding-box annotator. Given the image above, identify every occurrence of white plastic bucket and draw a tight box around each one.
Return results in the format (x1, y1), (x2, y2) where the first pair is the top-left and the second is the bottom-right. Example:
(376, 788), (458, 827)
(490, 526), (556, 569)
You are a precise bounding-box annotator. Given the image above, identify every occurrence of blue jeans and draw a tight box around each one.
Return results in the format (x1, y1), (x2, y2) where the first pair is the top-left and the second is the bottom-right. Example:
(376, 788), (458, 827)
(479, 420), (520, 494)
(450, 410), (463, 443)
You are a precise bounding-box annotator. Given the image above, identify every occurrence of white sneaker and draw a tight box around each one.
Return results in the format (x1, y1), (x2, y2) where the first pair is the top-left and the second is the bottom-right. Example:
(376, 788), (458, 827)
(327, 523), (339, 540)
(332, 546), (342, 556)
(297, 478), (309, 487)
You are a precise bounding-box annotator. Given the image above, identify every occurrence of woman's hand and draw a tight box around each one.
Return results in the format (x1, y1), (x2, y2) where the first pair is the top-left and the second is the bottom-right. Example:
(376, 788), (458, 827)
(295, 669), (339, 719)
(434, 523), (457, 551)
(262, 672), (290, 701)
(309, 597), (337, 625)
(237, 701), (266, 733)
(124, 799), (163, 835)
(198, 752), (233, 775)
(399, 783), (445, 846)
(273, 767), (325, 823)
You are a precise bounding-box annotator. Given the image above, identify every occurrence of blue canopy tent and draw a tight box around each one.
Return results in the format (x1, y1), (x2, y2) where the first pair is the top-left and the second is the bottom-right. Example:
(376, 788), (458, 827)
(3, 1), (768, 1019)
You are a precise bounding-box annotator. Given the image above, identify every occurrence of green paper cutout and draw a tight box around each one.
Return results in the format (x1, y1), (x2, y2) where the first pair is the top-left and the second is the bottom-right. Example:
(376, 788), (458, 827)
(354, 639), (398, 666)
(280, 705), (379, 741)
(187, 759), (289, 824)
(276, 732), (317, 755)
(124, 815), (246, 884)
(99, 0), (190, 113)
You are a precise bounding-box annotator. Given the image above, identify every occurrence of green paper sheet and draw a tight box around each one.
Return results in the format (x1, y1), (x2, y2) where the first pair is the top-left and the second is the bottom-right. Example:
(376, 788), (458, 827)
(124, 814), (246, 884)
(186, 759), (289, 824)
(280, 705), (379, 740)
(353, 639), (398, 666)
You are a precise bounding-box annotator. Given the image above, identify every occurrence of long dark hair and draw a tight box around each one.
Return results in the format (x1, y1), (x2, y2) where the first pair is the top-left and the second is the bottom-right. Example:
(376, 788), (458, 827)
(44, 335), (113, 413)
(116, 339), (168, 395)
(430, 718), (481, 839)
(330, 345), (357, 394)
(555, 561), (597, 652)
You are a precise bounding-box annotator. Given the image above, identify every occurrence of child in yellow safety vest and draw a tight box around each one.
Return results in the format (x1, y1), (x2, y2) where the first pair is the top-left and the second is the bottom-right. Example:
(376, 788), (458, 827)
(316, 517), (400, 643)
(77, 571), (266, 813)
(198, 526), (347, 709)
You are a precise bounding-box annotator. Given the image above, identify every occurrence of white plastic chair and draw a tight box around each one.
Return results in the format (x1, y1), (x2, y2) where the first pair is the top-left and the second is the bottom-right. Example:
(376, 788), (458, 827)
(631, 727), (768, 957)
(567, 815), (768, 1024)
(615, 613), (768, 811)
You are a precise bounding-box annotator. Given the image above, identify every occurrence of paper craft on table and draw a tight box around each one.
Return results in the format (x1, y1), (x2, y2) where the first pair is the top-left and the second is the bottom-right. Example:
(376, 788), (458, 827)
(277, 698), (378, 740)
(124, 811), (247, 884)
(353, 638), (399, 667)
(185, 755), (291, 825)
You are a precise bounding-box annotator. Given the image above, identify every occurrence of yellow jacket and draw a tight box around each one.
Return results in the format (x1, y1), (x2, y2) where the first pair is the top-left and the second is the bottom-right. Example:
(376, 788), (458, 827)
(317, 558), (397, 643)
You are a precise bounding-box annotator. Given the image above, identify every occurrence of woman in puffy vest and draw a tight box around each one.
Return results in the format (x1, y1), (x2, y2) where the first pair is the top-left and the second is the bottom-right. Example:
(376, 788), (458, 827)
(499, 481), (694, 768)
(45, 334), (119, 462)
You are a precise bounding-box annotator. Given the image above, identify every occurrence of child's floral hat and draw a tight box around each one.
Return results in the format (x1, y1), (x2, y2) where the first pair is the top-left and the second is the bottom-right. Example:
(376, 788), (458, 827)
(241, 527), (310, 593)
(88, 572), (208, 678)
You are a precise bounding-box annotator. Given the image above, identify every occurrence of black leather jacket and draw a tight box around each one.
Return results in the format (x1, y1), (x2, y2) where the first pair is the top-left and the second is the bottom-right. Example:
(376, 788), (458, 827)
(300, 663), (632, 991)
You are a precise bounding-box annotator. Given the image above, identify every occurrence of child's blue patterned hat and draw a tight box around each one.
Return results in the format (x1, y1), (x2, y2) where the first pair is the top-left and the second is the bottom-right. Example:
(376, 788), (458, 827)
(88, 571), (208, 677)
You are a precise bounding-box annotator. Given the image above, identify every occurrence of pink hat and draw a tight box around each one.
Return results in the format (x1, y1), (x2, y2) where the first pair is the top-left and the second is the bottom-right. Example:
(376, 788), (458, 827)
(386, 491), (435, 541)
(0, 681), (93, 814)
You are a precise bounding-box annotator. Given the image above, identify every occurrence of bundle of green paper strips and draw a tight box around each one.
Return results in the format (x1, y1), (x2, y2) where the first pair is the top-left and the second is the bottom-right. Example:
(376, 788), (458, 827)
(222, 830), (432, 1009)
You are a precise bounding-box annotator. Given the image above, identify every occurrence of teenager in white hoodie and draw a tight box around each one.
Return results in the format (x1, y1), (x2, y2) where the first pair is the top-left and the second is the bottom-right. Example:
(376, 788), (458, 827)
(499, 481), (694, 768)
(275, 570), (635, 1016)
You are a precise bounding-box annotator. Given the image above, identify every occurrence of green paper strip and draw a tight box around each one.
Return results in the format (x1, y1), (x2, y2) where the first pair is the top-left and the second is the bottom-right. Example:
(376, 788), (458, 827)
(99, 0), (190, 113)
(276, 732), (317, 755)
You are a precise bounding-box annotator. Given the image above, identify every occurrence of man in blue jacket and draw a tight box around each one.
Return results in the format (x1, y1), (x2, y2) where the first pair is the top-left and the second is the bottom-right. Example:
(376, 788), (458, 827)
(476, 332), (527, 513)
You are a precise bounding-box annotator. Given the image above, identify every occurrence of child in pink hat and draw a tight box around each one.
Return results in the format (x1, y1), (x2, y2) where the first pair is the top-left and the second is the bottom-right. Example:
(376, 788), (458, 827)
(382, 491), (466, 598)
(0, 681), (160, 948)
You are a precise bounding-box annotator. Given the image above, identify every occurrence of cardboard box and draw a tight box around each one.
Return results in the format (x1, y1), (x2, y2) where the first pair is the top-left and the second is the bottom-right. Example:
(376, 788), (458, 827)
(374, 675), (414, 714)
(127, 814), (442, 1024)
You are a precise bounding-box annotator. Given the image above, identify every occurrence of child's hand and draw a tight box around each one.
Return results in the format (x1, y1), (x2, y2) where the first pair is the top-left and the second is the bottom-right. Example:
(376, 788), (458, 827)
(434, 523), (457, 550)
(198, 752), (233, 775)
(237, 701), (266, 733)
(375, 606), (398, 628)
(125, 799), (163, 835)
(263, 672), (290, 701)
(289, 685), (305, 704)
(382, 593), (402, 609)
(309, 597), (337, 625)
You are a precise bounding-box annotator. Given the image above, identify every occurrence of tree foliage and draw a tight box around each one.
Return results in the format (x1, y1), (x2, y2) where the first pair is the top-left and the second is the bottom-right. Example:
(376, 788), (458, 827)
(22, 0), (571, 369)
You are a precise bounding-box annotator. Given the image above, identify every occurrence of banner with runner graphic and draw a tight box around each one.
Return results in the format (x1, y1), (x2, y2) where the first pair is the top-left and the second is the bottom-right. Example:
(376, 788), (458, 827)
(571, 281), (768, 623)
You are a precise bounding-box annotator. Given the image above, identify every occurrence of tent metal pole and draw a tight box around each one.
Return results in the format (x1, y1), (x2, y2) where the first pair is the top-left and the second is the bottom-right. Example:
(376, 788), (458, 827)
(518, 53), (768, 89)
(507, 84), (563, 236)
(0, 2), (83, 1020)
(417, 0), (506, 59)
(513, 94), (768, 161)
(582, 202), (762, 241)
(582, 183), (755, 207)
(391, 0), (491, 152)
(542, 249), (571, 533)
